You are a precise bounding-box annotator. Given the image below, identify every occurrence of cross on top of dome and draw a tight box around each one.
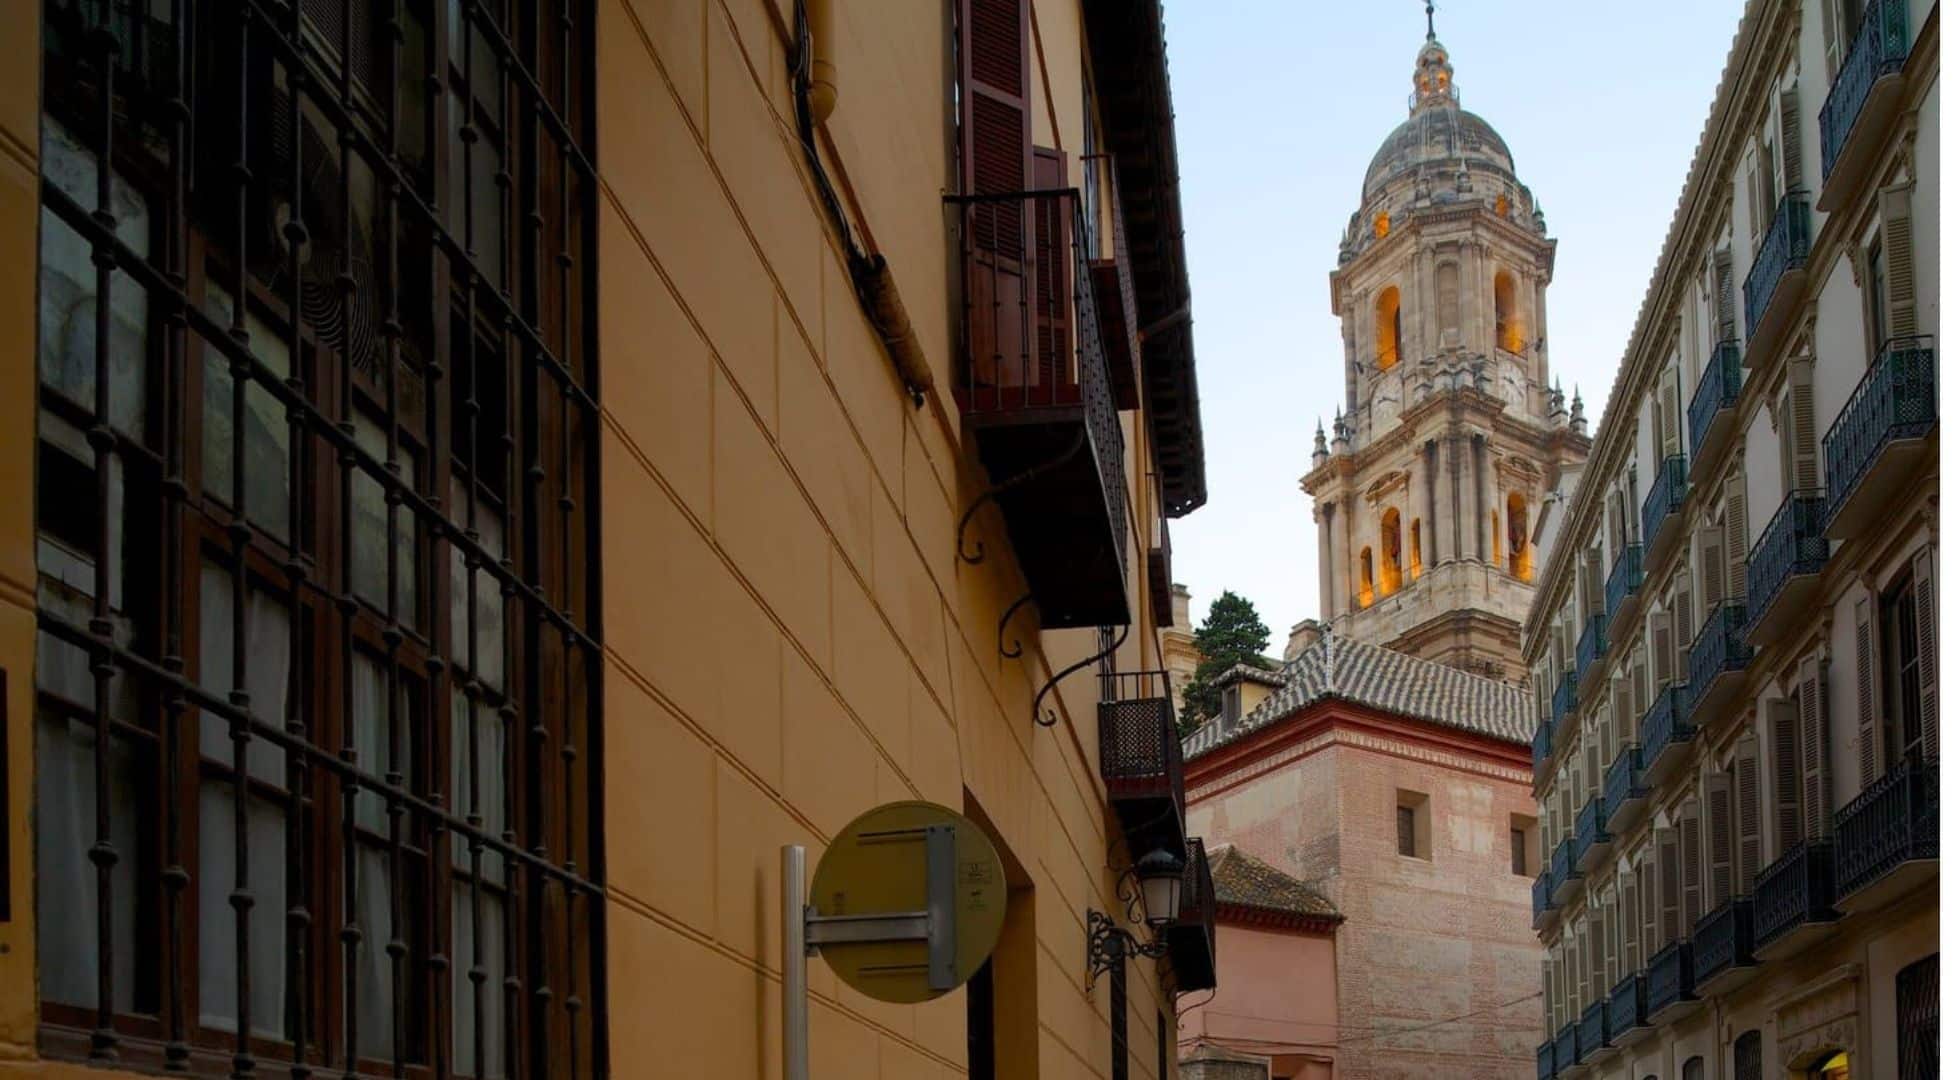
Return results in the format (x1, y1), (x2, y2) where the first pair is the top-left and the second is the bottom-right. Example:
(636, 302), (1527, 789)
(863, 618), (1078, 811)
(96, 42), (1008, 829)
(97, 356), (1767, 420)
(1411, 3), (1459, 114)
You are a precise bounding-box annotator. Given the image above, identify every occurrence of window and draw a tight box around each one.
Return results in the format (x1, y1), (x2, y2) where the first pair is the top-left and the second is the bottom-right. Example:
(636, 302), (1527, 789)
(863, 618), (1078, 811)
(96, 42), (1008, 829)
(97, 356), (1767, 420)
(1495, 270), (1523, 354)
(1880, 575), (1926, 765)
(1376, 286), (1402, 369)
(33, 0), (601, 1071)
(1683, 1056), (1705, 1080)
(1866, 237), (1887, 360)
(1507, 492), (1532, 580)
(1808, 1050), (1852, 1080)
(1374, 211), (1391, 238)
(1735, 1030), (1763, 1080)
(1396, 790), (1431, 859)
(1359, 546), (1376, 608)
(1511, 827), (1529, 875)
(1410, 518), (1423, 578)
(1380, 509), (1404, 596)
(1897, 953), (1937, 1080)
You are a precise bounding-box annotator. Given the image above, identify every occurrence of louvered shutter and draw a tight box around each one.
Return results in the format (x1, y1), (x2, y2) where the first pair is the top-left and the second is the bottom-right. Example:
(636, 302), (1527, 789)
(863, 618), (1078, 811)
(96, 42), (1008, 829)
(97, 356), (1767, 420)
(1652, 612), (1675, 687)
(1641, 859), (1658, 957)
(1681, 801), (1704, 923)
(1029, 146), (1070, 387)
(1791, 362), (1819, 490)
(1823, 0), (1843, 79)
(1614, 678), (1633, 747)
(959, 0), (1031, 387)
(1590, 907), (1608, 997)
(1618, 870), (1639, 975)
(1881, 185), (1917, 340)
(1714, 251), (1737, 341)
(1699, 527), (1727, 613)
(1799, 657), (1833, 839)
(1745, 148), (1763, 243)
(1855, 596), (1878, 785)
(1661, 380), (1682, 456)
(1674, 579), (1696, 675)
(1724, 471), (1749, 601)
(1737, 732), (1762, 885)
(1707, 771), (1734, 901)
(1659, 826), (1682, 940)
(1543, 960), (1556, 1038)
(1779, 89), (1803, 194)
(1913, 546), (1937, 758)
(1771, 697), (1802, 852)
(1633, 645), (1650, 716)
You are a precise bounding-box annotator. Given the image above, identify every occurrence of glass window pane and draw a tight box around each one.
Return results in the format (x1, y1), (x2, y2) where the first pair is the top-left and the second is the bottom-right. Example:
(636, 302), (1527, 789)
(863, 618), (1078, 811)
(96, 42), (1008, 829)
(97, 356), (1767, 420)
(39, 118), (149, 438)
(195, 784), (289, 1038)
(447, 473), (505, 690)
(198, 561), (291, 783)
(449, 689), (506, 882)
(36, 709), (143, 1013)
(450, 883), (507, 1079)
(356, 845), (401, 1061)
(352, 413), (420, 625)
(201, 287), (293, 541)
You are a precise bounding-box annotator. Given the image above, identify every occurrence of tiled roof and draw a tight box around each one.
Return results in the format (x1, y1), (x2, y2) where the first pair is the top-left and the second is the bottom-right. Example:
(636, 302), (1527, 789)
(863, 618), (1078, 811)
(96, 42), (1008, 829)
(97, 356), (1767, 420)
(1182, 632), (1533, 761)
(1209, 661), (1287, 689)
(1207, 845), (1340, 921)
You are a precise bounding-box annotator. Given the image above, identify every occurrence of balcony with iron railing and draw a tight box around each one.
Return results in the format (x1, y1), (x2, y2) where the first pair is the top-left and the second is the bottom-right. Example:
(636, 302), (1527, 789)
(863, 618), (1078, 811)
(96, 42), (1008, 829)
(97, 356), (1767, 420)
(1166, 837), (1217, 991)
(1605, 544), (1645, 643)
(1820, 0), (1916, 211)
(1744, 490), (1830, 646)
(1608, 973), (1649, 1041)
(1579, 998), (1610, 1062)
(952, 188), (1130, 629)
(1824, 338), (1938, 538)
(1576, 612), (1609, 698)
(1640, 684), (1693, 788)
(1574, 796), (1613, 873)
(1834, 758), (1938, 913)
(1551, 834), (1582, 905)
(1648, 939), (1698, 1024)
(1688, 340), (1743, 483)
(1537, 1039), (1559, 1080)
(1604, 744), (1649, 834)
(1641, 455), (1688, 572)
(1692, 899), (1758, 996)
(1754, 840), (1839, 959)
(1742, 191), (1812, 358)
(1533, 719), (1555, 780)
(1099, 670), (1186, 863)
(1533, 868), (1558, 931)
(1686, 601), (1752, 725)
(1556, 1022), (1579, 1074)
(1088, 165), (1142, 410)
(1551, 668), (1579, 737)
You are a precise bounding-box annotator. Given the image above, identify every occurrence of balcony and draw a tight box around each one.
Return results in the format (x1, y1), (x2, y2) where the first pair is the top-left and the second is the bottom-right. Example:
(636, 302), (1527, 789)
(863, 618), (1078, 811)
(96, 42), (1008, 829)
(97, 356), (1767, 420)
(1579, 998), (1610, 1062)
(1551, 668), (1579, 736)
(1753, 840), (1839, 960)
(1551, 835), (1582, 905)
(1686, 602), (1752, 727)
(1641, 455), (1688, 572)
(1605, 544), (1645, 643)
(1687, 340), (1743, 483)
(1147, 513), (1173, 627)
(1533, 869), (1558, 931)
(1575, 796), (1613, 873)
(1088, 173), (1142, 410)
(1819, 0), (1916, 212)
(1692, 899), (1758, 996)
(1648, 940), (1699, 1024)
(1742, 191), (1811, 359)
(1098, 670), (1185, 862)
(1576, 612), (1609, 698)
(1744, 490), (1830, 647)
(1555, 1022), (1578, 1074)
(1537, 1039), (1558, 1080)
(1608, 973), (1650, 1041)
(1604, 744), (1650, 833)
(1834, 758), (1938, 914)
(1824, 338), (1938, 539)
(1639, 684), (1694, 788)
(1166, 838), (1217, 991)
(1533, 720), (1554, 778)
(953, 189), (1129, 629)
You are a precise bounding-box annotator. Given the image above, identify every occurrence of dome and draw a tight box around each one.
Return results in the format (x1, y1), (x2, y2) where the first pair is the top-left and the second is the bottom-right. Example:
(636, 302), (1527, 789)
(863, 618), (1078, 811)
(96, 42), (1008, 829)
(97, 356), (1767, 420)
(1361, 35), (1517, 200)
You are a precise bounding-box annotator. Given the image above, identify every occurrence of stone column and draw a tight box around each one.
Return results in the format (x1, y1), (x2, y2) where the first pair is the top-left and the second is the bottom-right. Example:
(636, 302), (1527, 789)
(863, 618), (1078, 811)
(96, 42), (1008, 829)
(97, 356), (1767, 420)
(1410, 447), (1429, 577)
(1317, 503), (1335, 621)
(1424, 439), (1440, 568)
(1473, 433), (1488, 562)
(1535, 272), (1551, 383)
(1331, 499), (1351, 618)
(1468, 242), (1488, 357)
(1447, 430), (1465, 561)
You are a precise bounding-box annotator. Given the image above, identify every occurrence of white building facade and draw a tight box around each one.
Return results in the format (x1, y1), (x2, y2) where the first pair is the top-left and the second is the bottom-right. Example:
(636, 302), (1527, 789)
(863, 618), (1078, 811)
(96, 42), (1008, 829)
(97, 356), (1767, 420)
(1524, 0), (1939, 1078)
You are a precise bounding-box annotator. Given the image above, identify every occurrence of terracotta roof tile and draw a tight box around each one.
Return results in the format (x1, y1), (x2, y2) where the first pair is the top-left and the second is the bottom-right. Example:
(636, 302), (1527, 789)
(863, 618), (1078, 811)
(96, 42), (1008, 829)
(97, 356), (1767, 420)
(1207, 845), (1339, 920)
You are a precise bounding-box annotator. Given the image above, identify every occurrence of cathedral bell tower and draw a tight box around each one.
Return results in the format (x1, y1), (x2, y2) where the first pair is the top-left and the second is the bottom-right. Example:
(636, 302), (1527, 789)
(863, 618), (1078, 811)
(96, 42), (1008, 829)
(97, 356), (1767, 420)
(1302, 18), (1589, 683)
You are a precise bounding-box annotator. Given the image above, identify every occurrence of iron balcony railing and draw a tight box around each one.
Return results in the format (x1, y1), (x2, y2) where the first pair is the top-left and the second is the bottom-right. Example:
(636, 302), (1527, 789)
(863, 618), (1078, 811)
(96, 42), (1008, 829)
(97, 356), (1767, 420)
(1098, 670), (1186, 859)
(1688, 340), (1742, 463)
(1640, 684), (1691, 780)
(1576, 613), (1609, 688)
(1556, 1022), (1579, 1072)
(1167, 837), (1218, 991)
(1687, 602), (1752, 714)
(1745, 490), (1830, 630)
(1579, 998), (1609, 1060)
(1692, 899), (1756, 991)
(1538, 1039), (1559, 1080)
(1649, 940), (1696, 1015)
(1744, 191), (1811, 340)
(1551, 834), (1579, 897)
(1608, 973), (1648, 1040)
(1575, 796), (1612, 863)
(1606, 544), (1644, 629)
(1534, 719), (1555, 770)
(1834, 758), (1939, 901)
(1642, 454), (1688, 550)
(1533, 869), (1555, 924)
(1605, 745), (1647, 821)
(1824, 338), (1938, 522)
(1821, 0), (1914, 181)
(1552, 668), (1579, 729)
(1754, 840), (1837, 950)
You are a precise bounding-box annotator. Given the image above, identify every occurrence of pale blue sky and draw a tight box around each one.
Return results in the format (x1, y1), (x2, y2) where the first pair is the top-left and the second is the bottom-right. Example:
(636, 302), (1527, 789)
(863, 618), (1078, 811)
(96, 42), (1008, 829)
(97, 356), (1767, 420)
(1164, 0), (1746, 639)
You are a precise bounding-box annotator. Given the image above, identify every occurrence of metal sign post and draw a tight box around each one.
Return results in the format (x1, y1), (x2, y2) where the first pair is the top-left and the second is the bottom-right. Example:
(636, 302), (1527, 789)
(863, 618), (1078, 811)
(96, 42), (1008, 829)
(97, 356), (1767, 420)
(782, 844), (810, 1080)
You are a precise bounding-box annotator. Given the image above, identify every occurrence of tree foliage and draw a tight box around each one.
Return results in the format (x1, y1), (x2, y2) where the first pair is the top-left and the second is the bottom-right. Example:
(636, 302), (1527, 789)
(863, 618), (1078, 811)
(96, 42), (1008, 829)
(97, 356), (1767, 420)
(1178, 590), (1274, 732)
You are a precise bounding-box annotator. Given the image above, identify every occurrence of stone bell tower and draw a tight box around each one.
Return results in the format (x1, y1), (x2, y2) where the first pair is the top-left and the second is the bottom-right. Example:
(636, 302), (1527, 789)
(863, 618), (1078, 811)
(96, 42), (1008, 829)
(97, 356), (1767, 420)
(1301, 21), (1589, 683)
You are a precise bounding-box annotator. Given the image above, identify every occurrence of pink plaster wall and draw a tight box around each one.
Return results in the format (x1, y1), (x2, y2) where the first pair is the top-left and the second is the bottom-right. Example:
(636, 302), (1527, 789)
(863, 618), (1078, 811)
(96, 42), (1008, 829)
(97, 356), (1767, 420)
(1181, 924), (1339, 1078)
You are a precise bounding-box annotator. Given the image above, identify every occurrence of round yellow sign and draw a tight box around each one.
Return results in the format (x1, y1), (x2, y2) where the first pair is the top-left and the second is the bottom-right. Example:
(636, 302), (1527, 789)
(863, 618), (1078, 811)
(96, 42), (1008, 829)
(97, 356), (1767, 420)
(809, 801), (1007, 1003)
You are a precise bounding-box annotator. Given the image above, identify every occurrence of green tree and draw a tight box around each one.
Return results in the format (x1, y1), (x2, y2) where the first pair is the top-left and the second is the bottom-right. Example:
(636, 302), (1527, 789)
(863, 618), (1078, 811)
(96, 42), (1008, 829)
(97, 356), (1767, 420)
(1178, 590), (1275, 732)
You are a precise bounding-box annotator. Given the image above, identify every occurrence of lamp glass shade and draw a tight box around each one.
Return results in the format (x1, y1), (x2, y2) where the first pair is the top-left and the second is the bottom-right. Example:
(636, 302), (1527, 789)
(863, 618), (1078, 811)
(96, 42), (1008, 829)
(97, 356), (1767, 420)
(1135, 849), (1185, 929)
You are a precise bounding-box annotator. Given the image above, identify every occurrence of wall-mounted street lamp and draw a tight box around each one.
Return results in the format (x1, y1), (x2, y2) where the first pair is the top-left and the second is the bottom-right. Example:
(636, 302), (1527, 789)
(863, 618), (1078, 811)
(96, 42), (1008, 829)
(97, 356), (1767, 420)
(1085, 847), (1185, 989)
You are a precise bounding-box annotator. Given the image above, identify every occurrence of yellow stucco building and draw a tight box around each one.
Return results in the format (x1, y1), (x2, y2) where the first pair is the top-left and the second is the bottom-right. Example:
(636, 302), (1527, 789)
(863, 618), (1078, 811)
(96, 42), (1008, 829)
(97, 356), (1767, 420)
(0, 0), (1210, 1076)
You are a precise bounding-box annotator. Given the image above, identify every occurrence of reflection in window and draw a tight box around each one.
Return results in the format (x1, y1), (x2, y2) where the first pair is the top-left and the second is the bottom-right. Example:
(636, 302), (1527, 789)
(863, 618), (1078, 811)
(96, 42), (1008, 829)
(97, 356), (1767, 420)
(39, 119), (149, 438)
(202, 286), (294, 541)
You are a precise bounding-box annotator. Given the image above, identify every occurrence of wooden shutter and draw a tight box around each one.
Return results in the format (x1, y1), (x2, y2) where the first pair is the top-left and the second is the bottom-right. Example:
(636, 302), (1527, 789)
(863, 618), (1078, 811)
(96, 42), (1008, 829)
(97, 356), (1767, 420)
(1659, 826), (1682, 940)
(1590, 906), (1608, 997)
(1613, 678), (1633, 747)
(1823, 0), (1843, 80)
(1641, 859), (1658, 957)
(1674, 577), (1696, 674)
(1707, 771), (1734, 902)
(1699, 526), (1727, 613)
(1652, 612), (1675, 687)
(1715, 251), (1737, 341)
(1618, 871), (1640, 975)
(1856, 596), (1878, 786)
(1737, 732), (1762, 885)
(1779, 89), (1803, 194)
(959, 0), (1031, 387)
(1681, 801), (1704, 923)
(1799, 656), (1833, 840)
(1724, 470), (1749, 601)
(1770, 697), (1802, 851)
(1029, 146), (1070, 387)
(1912, 546), (1938, 757)
(1791, 362), (1819, 490)
(1633, 643), (1651, 716)
(1661, 380), (1682, 456)
(1745, 148), (1764, 243)
(1881, 185), (1917, 340)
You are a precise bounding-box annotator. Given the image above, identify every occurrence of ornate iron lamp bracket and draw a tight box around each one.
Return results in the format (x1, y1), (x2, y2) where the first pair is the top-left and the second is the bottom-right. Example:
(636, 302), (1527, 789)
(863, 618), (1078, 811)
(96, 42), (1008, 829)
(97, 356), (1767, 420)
(1086, 908), (1168, 992)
